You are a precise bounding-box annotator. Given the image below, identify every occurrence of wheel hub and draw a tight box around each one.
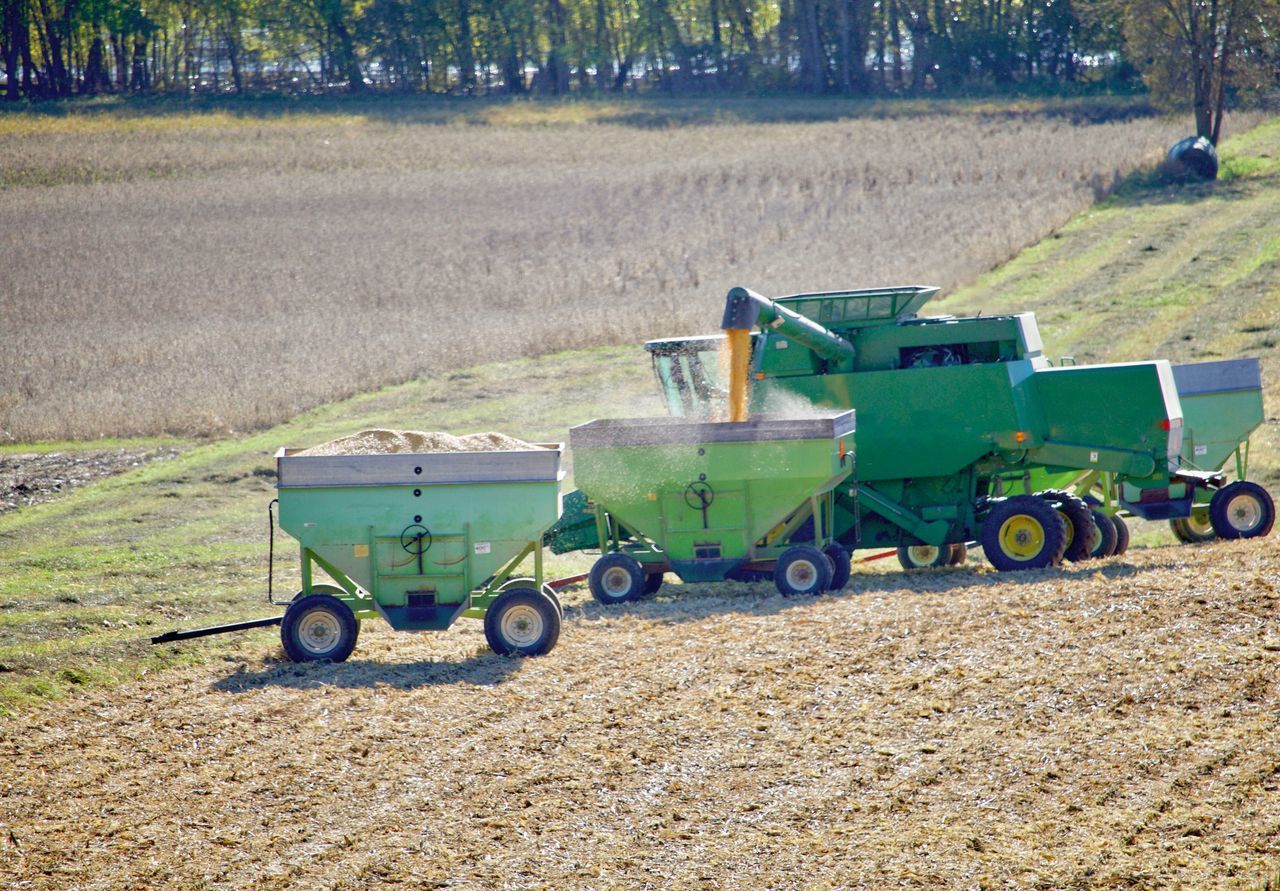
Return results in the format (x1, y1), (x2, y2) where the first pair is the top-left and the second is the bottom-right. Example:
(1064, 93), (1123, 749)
(999, 515), (1045, 560)
(601, 567), (632, 596)
(785, 560), (816, 589)
(1226, 494), (1263, 532)
(500, 604), (544, 646)
(907, 545), (939, 566)
(298, 609), (341, 656)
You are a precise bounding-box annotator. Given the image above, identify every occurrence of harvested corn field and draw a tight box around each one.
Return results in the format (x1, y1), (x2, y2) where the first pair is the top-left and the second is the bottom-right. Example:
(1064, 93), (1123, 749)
(296, 429), (538, 456)
(3, 538), (1278, 889)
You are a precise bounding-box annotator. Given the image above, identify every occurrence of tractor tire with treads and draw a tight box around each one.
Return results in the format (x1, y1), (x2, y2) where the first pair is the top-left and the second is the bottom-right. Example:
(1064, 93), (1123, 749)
(823, 543), (852, 591)
(982, 495), (1068, 572)
(1111, 514), (1131, 556)
(1038, 491), (1098, 562)
(1089, 510), (1118, 558)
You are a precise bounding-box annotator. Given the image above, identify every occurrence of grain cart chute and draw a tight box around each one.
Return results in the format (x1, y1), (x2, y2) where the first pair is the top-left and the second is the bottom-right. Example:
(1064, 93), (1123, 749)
(570, 411), (856, 600)
(269, 444), (566, 660)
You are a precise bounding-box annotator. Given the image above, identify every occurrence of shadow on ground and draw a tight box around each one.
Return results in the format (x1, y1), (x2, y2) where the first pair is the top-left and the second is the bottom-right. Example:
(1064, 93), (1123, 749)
(211, 646), (523, 693)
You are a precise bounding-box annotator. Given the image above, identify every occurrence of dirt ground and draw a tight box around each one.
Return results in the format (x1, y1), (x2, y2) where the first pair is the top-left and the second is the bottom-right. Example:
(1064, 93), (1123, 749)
(0, 448), (180, 515)
(1, 539), (1278, 889)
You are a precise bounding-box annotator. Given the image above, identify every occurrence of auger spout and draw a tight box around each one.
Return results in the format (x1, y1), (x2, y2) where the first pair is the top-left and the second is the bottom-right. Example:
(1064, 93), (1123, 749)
(721, 286), (857, 366)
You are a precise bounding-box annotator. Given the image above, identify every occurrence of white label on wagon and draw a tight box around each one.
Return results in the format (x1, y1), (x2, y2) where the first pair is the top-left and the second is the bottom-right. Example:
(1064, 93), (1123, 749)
(1194, 444), (1208, 456)
(474, 541), (491, 555)
(1090, 451), (1099, 463)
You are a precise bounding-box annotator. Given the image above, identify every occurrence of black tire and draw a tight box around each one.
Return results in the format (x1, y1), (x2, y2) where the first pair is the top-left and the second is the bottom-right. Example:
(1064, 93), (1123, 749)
(1170, 510), (1217, 544)
(1209, 481), (1276, 540)
(499, 577), (564, 619)
(1088, 510), (1118, 558)
(896, 543), (951, 570)
(484, 587), (561, 656)
(947, 542), (968, 565)
(774, 545), (832, 596)
(1039, 491), (1098, 562)
(1111, 514), (1131, 556)
(642, 572), (665, 596)
(281, 593), (359, 663)
(588, 552), (645, 605)
(823, 543), (852, 591)
(981, 494), (1068, 572)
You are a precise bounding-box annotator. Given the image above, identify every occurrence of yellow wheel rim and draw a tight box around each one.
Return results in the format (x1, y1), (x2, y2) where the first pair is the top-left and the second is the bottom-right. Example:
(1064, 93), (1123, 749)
(1058, 511), (1075, 547)
(1186, 509), (1213, 536)
(999, 515), (1046, 560)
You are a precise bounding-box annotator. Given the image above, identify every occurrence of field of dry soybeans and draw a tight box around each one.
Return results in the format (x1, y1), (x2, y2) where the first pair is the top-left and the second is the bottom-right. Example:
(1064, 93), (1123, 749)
(0, 100), (1194, 442)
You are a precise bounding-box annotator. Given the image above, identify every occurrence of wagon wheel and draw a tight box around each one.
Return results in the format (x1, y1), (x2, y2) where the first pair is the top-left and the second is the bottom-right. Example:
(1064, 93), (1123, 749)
(774, 545), (832, 596)
(1209, 481), (1276, 539)
(588, 552), (646, 605)
(483, 587), (561, 656)
(822, 543), (852, 591)
(281, 593), (360, 663)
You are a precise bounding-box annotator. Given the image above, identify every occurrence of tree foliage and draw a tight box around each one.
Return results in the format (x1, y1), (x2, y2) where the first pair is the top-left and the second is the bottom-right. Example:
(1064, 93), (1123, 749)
(1117, 0), (1280, 141)
(0, 0), (1270, 104)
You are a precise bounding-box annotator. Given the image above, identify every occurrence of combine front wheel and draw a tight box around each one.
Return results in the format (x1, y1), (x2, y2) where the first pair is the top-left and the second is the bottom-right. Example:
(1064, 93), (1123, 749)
(1088, 510), (1118, 558)
(1209, 481), (1276, 539)
(1039, 491), (1098, 562)
(1111, 514), (1131, 556)
(982, 495), (1068, 572)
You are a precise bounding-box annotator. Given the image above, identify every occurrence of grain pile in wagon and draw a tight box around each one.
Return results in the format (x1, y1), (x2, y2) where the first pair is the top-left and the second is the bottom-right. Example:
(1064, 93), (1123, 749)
(297, 429), (537, 456)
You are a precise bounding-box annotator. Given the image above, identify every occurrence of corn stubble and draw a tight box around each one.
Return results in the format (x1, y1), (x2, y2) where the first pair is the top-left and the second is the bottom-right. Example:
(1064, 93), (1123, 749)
(1, 539), (1278, 887)
(0, 113), (1188, 441)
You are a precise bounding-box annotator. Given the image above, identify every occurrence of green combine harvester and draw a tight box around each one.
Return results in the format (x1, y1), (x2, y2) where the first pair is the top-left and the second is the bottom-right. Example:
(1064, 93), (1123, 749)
(624, 285), (1273, 578)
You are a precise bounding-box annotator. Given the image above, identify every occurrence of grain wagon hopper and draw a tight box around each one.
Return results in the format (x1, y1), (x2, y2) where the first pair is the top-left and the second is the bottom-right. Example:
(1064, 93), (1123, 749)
(633, 285), (1274, 574)
(570, 411), (856, 600)
(156, 442), (570, 659)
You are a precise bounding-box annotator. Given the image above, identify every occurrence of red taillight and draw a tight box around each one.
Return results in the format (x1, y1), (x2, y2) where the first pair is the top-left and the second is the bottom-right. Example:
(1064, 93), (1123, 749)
(1159, 419), (1172, 430)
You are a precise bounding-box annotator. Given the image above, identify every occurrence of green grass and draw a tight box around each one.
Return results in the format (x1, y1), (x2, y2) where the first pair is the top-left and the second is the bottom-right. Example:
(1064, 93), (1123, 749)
(0, 345), (662, 713)
(936, 117), (1280, 489)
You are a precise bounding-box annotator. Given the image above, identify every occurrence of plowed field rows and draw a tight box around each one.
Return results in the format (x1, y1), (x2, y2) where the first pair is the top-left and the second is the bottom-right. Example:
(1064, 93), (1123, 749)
(3, 539), (1277, 889)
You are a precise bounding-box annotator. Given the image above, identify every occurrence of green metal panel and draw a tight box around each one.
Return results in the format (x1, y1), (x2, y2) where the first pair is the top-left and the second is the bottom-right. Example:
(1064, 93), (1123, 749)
(753, 363), (1029, 481)
(1173, 359), (1265, 471)
(571, 414), (854, 581)
(276, 447), (561, 632)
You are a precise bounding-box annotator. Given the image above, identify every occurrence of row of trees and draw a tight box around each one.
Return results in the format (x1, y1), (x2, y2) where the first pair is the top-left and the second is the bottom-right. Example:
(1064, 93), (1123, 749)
(1, 0), (1276, 135)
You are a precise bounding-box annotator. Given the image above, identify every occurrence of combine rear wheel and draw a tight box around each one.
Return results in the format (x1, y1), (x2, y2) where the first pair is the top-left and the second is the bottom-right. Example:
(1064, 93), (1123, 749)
(1111, 514), (1131, 556)
(1170, 509), (1217, 544)
(281, 594), (360, 663)
(484, 587), (561, 656)
(823, 543), (852, 590)
(774, 546), (832, 596)
(1209, 481), (1276, 539)
(1088, 510), (1118, 558)
(982, 495), (1068, 572)
(589, 553), (646, 605)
